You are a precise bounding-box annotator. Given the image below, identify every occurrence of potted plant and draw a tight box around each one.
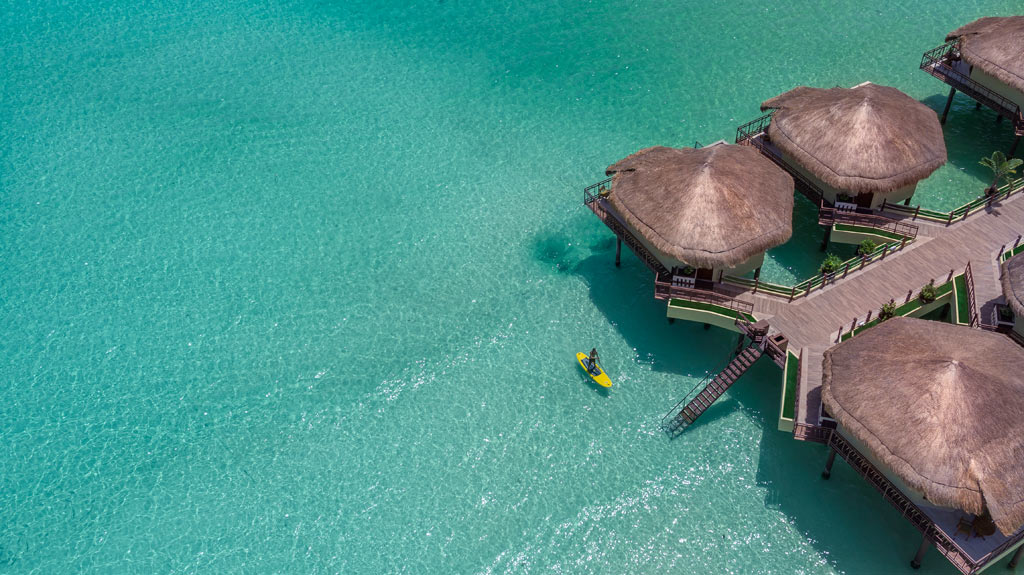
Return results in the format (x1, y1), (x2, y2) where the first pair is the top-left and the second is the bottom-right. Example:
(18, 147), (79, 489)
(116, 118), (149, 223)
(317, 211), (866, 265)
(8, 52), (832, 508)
(857, 239), (877, 257)
(878, 300), (897, 321)
(819, 253), (843, 275)
(919, 280), (937, 304)
(979, 151), (1022, 196)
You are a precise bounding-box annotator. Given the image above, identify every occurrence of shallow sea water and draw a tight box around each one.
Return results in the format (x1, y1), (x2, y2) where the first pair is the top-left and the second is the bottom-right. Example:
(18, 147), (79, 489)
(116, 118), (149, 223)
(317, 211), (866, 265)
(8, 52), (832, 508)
(2, 1), (1021, 573)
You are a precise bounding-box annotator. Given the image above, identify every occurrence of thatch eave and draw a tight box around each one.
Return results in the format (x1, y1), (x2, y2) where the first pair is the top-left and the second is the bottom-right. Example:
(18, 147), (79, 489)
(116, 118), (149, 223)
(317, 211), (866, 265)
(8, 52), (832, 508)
(604, 144), (794, 270)
(822, 317), (1024, 536)
(759, 83), (947, 195)
(947, 16), (1024, 96)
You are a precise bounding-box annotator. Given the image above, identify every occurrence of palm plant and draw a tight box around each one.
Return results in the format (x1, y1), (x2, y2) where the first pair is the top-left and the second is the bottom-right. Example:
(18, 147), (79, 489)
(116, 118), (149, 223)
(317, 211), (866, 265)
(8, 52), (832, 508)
(979, 151), (1023, 194)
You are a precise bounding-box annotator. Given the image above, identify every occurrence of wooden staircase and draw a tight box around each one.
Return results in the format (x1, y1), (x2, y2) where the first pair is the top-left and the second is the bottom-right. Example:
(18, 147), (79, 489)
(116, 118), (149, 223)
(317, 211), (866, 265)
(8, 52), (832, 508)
(661, 346), (763, 437)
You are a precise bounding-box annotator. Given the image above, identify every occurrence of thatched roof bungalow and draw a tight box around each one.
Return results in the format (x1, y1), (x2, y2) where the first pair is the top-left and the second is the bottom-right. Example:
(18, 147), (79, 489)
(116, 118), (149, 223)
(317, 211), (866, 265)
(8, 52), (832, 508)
(922, 16), (1024, 153)
(603, 142), (794, 285)
(947, 17), (1024, 111)
(821, 317), (1024, 572)
(760, 82), (947, 210)
(1001, 252), (1024, 337)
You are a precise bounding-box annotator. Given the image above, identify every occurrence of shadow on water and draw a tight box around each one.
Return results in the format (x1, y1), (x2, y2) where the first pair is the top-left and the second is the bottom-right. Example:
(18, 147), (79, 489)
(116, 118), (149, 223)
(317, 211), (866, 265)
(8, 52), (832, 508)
(554, 223), (969, 572)
(570, 249), (739, 376)
(922, 92), (1018, 178)
(713, 354), (974, 573)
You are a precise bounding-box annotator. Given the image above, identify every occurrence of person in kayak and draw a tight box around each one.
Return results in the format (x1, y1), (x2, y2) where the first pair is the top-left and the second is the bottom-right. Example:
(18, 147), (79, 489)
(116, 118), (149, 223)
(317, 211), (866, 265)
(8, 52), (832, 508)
(588, 348), (601, 373)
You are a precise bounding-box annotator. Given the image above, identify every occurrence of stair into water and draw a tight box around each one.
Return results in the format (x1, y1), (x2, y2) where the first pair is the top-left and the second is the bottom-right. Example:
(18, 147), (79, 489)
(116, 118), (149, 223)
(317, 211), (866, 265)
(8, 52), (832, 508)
(661, 346), (763, 436)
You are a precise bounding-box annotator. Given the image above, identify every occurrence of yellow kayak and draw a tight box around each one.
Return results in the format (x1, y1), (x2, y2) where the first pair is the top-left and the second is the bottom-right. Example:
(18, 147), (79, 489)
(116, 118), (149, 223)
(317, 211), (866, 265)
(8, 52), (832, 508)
(577, 352), (612, 388)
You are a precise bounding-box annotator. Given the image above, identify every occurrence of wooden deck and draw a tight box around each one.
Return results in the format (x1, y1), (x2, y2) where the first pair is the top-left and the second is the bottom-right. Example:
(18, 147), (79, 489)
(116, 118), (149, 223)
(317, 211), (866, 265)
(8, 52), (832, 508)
(735, 190), (1024, 428)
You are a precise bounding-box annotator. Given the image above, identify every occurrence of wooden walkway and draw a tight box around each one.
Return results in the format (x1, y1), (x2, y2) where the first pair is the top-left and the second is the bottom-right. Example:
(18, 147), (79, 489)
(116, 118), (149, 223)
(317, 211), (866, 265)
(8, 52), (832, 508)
(734, 192), (1024, 427)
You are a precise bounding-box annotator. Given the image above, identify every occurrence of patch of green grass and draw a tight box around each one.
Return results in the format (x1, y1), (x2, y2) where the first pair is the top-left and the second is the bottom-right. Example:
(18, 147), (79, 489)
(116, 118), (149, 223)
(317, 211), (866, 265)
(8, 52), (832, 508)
(833, 224), (907, 242)
(839, 281), (955, 341)
(1002, 244), (1024, 262)
(668, 298), (755, 323)
(953, 274), (970, 324)
(782, 352), (798, 420)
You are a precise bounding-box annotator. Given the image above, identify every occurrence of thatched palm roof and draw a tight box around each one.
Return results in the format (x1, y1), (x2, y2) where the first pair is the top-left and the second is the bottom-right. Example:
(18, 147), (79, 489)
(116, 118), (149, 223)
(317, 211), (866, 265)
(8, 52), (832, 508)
(822, 317), (1024, 536)
(947, 16), (1024, 95)
(1002, 253), (1024, 317)
(761, 83), (947, 195)
(605, 143), (793, 270)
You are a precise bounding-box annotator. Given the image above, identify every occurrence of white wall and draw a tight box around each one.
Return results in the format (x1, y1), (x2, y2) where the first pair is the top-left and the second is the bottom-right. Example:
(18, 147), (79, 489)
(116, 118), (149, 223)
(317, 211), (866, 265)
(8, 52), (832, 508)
(970, 67), (1024, 110)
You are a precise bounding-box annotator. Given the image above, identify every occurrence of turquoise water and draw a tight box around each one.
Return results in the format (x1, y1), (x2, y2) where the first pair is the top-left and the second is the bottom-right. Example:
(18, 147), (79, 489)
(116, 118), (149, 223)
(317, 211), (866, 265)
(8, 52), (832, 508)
(2, 1), (1020, 573)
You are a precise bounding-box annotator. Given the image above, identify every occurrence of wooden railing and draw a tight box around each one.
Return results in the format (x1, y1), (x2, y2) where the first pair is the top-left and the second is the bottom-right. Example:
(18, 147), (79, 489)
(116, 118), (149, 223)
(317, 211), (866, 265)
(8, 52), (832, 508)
(735, 112), (773, 145)
(583, 179), (670, 276)
(820, 206), (919, 240)
(882, 178), (1024, 225)
(735, 316), (768, 344)
(826, 431), (1018, 574)
(654, 279), (755, 317)
(964, 261), (979, 328)
(660, 349), (741, 435)
(736, 114), (830, 208)
(921, 40), (1024, 135)
(723, 237), (912, 301)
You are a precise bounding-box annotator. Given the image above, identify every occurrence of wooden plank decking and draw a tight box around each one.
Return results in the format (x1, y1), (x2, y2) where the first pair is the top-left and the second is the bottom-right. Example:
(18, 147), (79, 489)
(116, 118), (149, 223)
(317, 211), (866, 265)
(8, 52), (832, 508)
(739, 191), (1024, 428)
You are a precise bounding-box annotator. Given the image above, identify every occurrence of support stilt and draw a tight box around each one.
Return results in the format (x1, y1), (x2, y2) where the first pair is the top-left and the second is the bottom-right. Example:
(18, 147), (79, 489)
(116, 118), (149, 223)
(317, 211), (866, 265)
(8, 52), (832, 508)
(615, 237), (622, 267)
(703, 323), (711, 330)
(1008, 544), (1024, 568)
(821, 449), (837, 479)
(941, 87), (956, 124)
(821, 226), (832, 250)
(1010, 136), (1020, 159)
(976, 102), (983, 110)
(904, 195), (913, 206)
(667, 317), (675, 324)
(997, 115), (1004, 124)
(910, 536), (930, 570)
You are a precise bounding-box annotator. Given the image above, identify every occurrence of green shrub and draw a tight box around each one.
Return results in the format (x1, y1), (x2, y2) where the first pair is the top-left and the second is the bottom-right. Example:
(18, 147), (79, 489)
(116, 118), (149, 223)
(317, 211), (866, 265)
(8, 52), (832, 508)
(919, 281), (937, 303)
(820, 253), (843, 274)
(879, 301), (897, 321)
(857, 239), (878, 256)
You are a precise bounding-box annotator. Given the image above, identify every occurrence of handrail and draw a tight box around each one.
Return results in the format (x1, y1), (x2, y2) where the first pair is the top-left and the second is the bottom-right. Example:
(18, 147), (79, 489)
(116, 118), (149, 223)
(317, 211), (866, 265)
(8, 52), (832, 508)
(921, 40), (1024, 131)
(722, 236), (911, 301)
(736, 118), (830, 208)
(820, 207), (919, 239)
(964, 261), (979, 328)
(583, 177), (613, 203)
(828, 431), (982, 574)
(583, 180), (670, 276)
(660, 350), (742, 431)
(655, 281), (755, 316)
(735, 112), (773, 145)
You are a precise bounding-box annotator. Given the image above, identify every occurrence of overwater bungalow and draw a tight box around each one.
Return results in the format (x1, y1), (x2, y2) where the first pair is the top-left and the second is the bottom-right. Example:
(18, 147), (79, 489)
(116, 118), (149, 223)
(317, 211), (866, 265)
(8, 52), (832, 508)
(820, 317), (1024, 574)
(583, 142), (793, 331)
(921, 16), (1024, 155)
(1001, 251), (1024, 341)
(739, 83), (947, 220)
